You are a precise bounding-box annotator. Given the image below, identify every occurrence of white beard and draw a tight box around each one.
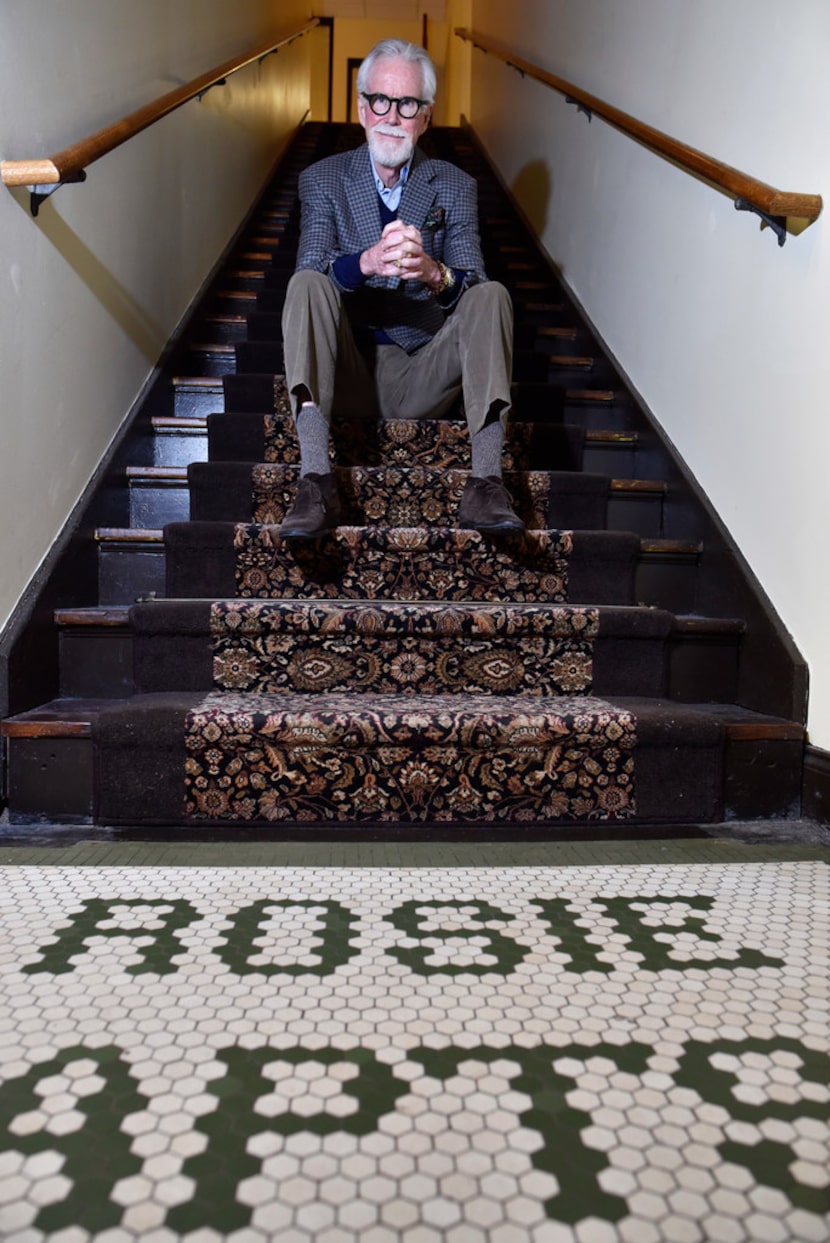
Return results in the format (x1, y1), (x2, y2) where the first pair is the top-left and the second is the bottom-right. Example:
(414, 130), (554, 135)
(368, 124), (414, 171)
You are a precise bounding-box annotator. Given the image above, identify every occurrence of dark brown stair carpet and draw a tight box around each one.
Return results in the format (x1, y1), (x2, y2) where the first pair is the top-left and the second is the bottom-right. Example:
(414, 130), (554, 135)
(187, 463), (609, 530)
(92, 692), (723, 826)
(163, 523), (640, 605)
(129, 600), (673, 699)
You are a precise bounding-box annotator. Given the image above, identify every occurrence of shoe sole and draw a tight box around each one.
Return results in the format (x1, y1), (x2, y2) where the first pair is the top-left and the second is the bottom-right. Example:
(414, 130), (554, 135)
(459, 520), (527, 534)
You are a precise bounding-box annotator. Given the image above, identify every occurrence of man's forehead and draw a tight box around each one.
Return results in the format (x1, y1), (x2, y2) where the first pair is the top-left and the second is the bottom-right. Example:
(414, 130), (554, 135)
(366, 56), (423, 93)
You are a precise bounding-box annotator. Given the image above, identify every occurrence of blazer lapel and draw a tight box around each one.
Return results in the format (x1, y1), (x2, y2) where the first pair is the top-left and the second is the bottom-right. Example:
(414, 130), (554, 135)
(398, 149), (440, 232)
(343, 145), (383, 251)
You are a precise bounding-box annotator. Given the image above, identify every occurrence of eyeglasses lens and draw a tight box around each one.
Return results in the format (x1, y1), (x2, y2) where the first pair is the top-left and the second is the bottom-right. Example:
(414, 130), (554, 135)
(367, 94), (420, 119)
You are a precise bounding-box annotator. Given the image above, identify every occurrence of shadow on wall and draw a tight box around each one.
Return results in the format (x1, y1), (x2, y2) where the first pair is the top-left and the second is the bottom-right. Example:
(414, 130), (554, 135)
(510, 160), (551, 239)
(9, 188), (166, 363)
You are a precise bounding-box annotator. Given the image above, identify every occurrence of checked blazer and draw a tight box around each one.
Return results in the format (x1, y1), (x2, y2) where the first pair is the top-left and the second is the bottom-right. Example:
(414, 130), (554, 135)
(294, 143), (489, 355)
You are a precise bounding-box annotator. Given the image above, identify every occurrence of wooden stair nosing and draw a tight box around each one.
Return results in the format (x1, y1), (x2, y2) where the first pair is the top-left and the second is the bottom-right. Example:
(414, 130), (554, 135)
(91, 527), (698, 557)
(1, 696), (804, 745)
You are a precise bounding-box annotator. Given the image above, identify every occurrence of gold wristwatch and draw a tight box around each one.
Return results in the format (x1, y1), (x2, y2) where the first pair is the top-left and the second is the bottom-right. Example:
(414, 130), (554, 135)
(434, 261), (456, 295)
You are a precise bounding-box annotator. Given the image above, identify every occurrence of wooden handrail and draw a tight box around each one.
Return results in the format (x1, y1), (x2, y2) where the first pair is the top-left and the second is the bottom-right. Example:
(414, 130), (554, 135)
(1, 19), (320, 190)
(456, 28), (822, 233)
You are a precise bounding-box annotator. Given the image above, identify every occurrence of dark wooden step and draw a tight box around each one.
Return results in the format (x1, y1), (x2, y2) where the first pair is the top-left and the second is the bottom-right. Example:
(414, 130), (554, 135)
(186, 461), (666, 536)
(149, 417), (208, 466)
(95, 528), (165, 605)
(89, 526), (702, 610)
(2, 697), (804, 826)
(125, 466), (189, 527)
(172, 377), (223, 418)
(52, 604), (744, 704)
(54, 607), (133, 698)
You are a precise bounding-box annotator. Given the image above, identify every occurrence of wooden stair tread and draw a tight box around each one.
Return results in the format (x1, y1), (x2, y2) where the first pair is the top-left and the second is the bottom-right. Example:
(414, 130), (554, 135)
(586, 429), (638, 444)
(203, 315), (247, 327)
(126, 467), (188, 481)
(152, 416), (207, 431)
(566, 388), (618, 402)
(2, 696), (803, 744)
(211, 290), (258, 303)
(91, 527), (693, 554)
(674, 615), (746, 635)
(54, 603), (744, 639)
(55, 608), (130, 627)
(1, 698), (104, 737)
(95, 528), (163, 542)
(610, 479), (664, 494)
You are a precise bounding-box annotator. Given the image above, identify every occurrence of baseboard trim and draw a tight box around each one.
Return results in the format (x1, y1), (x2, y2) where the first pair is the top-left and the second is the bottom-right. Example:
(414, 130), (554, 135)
(802, 745), (830, 825)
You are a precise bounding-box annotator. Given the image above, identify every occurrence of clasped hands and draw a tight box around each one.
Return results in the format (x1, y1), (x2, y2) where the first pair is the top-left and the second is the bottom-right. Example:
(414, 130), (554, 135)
(360, 221), (443, 292)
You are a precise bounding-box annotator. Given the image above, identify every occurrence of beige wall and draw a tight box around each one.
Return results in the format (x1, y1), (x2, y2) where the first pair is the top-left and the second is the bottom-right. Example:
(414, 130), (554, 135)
(0, 0), (313, 634)
(467, 0), (830, 748)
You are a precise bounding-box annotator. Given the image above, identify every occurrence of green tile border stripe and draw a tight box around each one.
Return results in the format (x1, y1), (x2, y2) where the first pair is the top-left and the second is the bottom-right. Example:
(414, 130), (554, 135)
(0, 836), (828, 868)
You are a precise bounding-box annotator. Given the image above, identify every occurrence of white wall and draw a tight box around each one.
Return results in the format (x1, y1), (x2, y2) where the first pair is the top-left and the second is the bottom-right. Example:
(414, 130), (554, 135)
(468, 0), (830, 747)
(0, 0), (314, 631)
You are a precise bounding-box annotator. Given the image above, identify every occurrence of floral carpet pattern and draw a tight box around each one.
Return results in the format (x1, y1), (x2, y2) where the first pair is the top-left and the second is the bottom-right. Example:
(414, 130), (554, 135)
(0, 859), (827, 1241)
(262, 404), (539, 472)
(250, 466), (555, 530)
(183, 693), (635, 823)
(210, 601), (598, 698)
(233, 526), (572, 603)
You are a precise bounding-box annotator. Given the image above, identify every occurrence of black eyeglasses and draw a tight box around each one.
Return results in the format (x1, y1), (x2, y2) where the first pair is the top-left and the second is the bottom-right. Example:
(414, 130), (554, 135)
(361, 92), (429, 120)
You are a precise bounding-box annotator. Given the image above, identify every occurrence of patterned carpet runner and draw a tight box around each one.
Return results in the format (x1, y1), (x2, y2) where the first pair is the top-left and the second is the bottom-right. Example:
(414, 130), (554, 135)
(183, 691), (637, 823)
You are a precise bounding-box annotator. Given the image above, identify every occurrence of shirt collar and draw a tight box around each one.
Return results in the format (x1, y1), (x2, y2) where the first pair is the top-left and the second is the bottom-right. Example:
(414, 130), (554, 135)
(370, 151), (412, 199)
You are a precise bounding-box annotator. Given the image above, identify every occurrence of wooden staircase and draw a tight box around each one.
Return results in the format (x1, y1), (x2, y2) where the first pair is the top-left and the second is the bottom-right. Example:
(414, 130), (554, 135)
(1, 122), (806, 828)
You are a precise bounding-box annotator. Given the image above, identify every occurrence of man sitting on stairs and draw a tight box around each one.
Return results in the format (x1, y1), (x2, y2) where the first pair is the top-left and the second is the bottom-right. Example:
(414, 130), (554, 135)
(279, 37), (524, 539)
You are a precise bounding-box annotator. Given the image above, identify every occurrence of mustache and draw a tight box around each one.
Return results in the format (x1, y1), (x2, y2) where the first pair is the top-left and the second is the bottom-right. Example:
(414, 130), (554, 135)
(373, 124), (408, 139)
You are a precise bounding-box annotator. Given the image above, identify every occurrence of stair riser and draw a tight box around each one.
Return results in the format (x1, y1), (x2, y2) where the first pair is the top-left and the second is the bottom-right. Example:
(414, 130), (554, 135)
(129, 484), (190, 529)
(186, 466), (661, 535)
(131, 632), (668, 700)
(206, 412), (589, 473)
(165, 527), (639, 607)
(55, 622), (741, 705)
(92, 695), (722, 827)
(151, 429), (208, 468)
(173, 385), (223, 419)
(98, 546), (165, 607)
(6, 738), (94, 824)
(59, 631), (135, 698)
(6, 726), (800, 827)
(186, 343), (285, 378)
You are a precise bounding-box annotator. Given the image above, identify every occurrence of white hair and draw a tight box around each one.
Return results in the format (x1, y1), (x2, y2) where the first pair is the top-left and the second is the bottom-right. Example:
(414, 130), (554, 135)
(357, 39), (437, 103)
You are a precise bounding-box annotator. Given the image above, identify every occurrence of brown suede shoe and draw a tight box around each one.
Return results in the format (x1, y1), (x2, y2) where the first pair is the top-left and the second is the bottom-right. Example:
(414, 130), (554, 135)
(279, 472), (342, 539)
(458, 475), (526, 534)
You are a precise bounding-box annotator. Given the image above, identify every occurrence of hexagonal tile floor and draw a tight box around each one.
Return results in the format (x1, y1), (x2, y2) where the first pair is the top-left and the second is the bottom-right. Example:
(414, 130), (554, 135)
(0, 848), (827, 1241)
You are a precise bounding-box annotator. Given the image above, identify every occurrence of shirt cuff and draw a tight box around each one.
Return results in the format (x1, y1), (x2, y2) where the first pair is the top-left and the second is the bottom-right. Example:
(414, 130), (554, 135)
(331, 253), (364, 290)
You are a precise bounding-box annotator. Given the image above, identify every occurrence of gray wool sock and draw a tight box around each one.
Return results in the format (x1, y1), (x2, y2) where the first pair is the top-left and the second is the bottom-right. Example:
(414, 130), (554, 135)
(295, 401), (331, 477)
(470, 418), (505, 479)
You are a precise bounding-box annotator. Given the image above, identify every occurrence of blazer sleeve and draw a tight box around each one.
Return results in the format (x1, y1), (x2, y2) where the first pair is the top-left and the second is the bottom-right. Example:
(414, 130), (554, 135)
(436, 168), (488, 287)
(294, 166), (342, 277)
